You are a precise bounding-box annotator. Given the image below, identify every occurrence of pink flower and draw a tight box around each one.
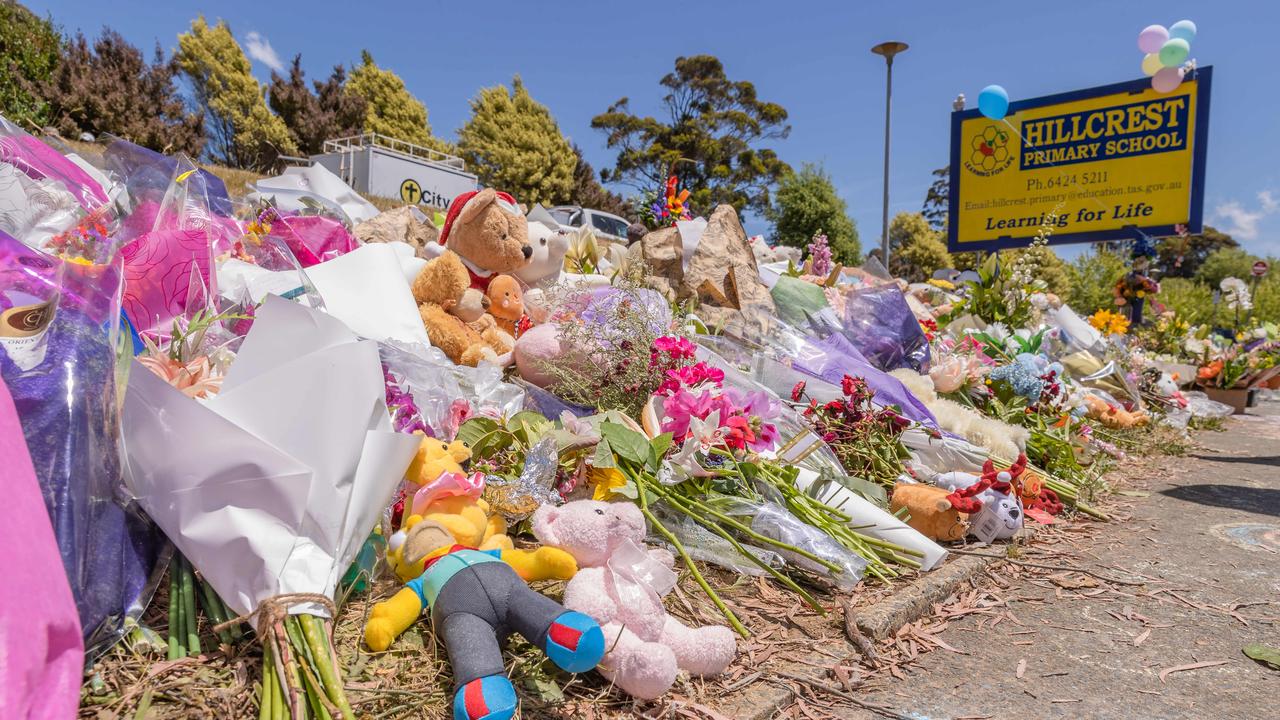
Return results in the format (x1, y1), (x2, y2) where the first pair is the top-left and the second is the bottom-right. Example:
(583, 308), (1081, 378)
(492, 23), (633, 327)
(661, 388), (716, 438)
(653, 335), (696, 361)
(791, 381), (806, 402)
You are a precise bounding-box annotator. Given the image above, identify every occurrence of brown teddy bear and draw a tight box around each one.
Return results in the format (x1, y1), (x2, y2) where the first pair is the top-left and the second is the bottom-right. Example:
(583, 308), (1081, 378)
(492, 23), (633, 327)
(412, 251), (513, 366)
(1082, 394), (1149, 429)
(483, 274), (524, 337)
(439, 188), (533, 291)
(890, 482), (968, 542)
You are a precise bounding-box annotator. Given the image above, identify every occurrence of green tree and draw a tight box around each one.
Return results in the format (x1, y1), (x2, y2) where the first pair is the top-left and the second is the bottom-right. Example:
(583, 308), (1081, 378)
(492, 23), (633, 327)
(886, 212), (951, 282)
(44, 29), (204, 156)
(0, 1), (61, 128)
(922, 165), (950, 231)
(268, 55), (366, 155)
(767, 164), (859, 264)
(569, 144), (632, 220)
(175, 17), (295, 169)
(1065, 246), (1127, 314)
(1195, 246), (1258, 288)
(347, 51), (453, 154)
(457, 76), (575, 206)
(1156, 277), (1215, 325)
(1158, 225), (1237, 278)
(592, 55), (791, 215)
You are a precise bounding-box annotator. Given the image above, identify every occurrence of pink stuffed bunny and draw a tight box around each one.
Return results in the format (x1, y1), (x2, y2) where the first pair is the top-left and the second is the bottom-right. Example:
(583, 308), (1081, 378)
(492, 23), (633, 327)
(531, 500), (737, 699)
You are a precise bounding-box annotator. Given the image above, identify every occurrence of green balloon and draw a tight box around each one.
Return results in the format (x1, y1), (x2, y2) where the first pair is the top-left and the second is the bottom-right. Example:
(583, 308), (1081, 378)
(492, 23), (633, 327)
(1159, 38), (1190, 68)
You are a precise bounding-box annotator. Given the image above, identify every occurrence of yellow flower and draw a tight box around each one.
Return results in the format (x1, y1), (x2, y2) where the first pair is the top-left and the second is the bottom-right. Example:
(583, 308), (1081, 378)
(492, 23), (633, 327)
(927, 278), (956, 291)
(590, 466), (628, 501)
(1088, 309), (1130, 336)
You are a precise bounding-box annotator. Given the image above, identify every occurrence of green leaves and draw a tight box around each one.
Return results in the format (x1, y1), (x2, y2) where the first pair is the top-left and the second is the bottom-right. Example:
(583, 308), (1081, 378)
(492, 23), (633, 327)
(455, 417), (511, 458)
(600, 422), (650, 466)
(1244, 643), (1280, 670)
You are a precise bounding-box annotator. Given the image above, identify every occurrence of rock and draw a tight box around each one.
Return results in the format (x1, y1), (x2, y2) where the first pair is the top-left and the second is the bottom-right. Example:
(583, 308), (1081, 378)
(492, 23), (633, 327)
(683, 205), (778, 337)
(635, 224), (684, 300)
(354, 206), (439, 258)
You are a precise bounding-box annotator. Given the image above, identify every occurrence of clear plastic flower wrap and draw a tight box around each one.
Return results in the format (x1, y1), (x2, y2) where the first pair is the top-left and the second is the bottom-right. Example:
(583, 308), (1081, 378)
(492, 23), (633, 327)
(648, 505), (784, 577)
(716, 495), (867, 590)
(101, 136), (233, 218)
(485, 437), (562, 522)
(0, 230), (166, 660)
(0, 117), (112, 249)
(839, 282), (931, 373)
(118, 156), (245, 337)
(698, 322), (938, 429)
(379, 340), (524, 438)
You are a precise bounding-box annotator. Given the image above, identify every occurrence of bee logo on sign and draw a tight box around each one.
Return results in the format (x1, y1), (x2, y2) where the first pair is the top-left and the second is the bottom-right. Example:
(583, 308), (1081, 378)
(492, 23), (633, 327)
(400, 179), (422, 204)
(965, 125), (1013, 177)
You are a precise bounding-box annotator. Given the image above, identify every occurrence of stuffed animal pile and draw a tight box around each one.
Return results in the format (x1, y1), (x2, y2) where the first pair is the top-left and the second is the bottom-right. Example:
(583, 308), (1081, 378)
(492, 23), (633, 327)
(366, 469), (590, 720)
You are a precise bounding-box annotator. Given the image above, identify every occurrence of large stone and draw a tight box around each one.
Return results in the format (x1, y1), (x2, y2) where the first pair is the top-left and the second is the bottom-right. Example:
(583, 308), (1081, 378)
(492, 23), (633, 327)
(354, 206), (439, 257)
(635, 224), (684, 300)
(682, 205), (778, 337)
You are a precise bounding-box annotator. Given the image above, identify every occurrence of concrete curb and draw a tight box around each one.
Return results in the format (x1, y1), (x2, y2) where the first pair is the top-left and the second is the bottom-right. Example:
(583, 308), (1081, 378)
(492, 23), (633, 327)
(711, 549), (1010, 720)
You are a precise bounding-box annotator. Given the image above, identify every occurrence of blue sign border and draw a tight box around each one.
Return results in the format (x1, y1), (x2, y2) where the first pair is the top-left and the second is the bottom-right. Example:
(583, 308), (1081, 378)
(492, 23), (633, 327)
(947, 66), (1212, 253)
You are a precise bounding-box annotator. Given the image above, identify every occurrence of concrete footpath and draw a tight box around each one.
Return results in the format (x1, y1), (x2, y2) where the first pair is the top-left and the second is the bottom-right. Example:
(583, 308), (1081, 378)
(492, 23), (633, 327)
(820, 407), (1280, 720)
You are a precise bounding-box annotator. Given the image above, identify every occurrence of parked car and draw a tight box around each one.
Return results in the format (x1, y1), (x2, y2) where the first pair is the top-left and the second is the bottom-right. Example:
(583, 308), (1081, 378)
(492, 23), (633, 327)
(548, 205), (632, 244)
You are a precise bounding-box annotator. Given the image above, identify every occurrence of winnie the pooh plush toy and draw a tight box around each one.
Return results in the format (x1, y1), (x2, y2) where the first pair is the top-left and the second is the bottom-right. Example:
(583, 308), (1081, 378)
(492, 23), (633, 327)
(412, 251), (514, 366)
(532, 500), (737, 700)
(366, 514), (598, 720)
(439, 188), (533, 291)
(405, 436), (472, 491)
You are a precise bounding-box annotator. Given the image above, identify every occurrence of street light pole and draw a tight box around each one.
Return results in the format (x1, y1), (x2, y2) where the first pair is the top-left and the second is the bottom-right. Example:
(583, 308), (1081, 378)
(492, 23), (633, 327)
(871, 41), (908, 267)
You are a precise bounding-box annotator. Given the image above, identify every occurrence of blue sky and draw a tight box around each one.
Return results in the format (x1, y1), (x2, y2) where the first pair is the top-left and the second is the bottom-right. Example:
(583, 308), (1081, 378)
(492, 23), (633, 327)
(29, 0), (1280, 259)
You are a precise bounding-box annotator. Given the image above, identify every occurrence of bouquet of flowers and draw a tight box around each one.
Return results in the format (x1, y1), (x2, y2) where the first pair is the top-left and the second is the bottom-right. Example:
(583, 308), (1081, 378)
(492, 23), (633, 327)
(122, 296), (421, 719)
(789, 375), (910, 489)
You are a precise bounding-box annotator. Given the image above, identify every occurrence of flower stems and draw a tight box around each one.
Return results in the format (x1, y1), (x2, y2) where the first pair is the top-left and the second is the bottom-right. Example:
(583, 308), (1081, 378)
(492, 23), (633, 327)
(632, 473), (748, 637)
(258, 614), (354, 720)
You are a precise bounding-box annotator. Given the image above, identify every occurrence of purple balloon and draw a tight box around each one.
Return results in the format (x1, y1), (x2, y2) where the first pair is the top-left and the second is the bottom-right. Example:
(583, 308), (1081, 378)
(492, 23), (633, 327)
(1138, 24), (1169, 54)
(1152, 66), (1184, 93)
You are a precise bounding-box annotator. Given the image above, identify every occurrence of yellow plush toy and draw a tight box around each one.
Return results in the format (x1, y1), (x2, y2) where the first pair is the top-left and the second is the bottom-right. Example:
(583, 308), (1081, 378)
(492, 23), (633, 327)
(405, 436), (472, 491)
(387, 509), (576, 583)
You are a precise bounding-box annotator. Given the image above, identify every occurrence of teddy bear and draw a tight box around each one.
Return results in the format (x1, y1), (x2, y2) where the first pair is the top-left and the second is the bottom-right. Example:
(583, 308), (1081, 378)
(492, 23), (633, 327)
(405, 436), (472, 491)
(439, 188), (533, 291)
(482, 275), (524, 337)
(412, 251), (514, 366)
(516, 214), (571, 325)
(531, 500), (738, 700)
(891, 368), (1029, 460)
(516, 212), (569, 289)
(890, 482), (968, 542)
(365, 517), (600, 720)
(934, 455), (1028, 541)
(1083, 393), (1150, 428)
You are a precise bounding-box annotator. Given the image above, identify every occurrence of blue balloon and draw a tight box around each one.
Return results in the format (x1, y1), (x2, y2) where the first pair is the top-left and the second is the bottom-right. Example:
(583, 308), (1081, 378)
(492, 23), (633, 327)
(1169, 19), (1197, 43)
(978, 85), (1010, 120)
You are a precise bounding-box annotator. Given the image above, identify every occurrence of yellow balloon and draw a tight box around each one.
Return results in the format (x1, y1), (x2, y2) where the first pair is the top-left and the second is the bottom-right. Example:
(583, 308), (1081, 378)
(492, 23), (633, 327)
(1141, 53), (1163, 77)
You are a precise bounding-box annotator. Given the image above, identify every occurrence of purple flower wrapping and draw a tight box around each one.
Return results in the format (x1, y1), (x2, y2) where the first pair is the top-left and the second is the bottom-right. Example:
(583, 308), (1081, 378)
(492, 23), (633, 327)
(0, 234), (164, 660)
(840, 284), (931, 373)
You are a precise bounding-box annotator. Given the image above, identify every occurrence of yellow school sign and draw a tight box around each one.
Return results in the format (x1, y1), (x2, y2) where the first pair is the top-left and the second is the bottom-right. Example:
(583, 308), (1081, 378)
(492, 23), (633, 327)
(947, 68), (1212, 252)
